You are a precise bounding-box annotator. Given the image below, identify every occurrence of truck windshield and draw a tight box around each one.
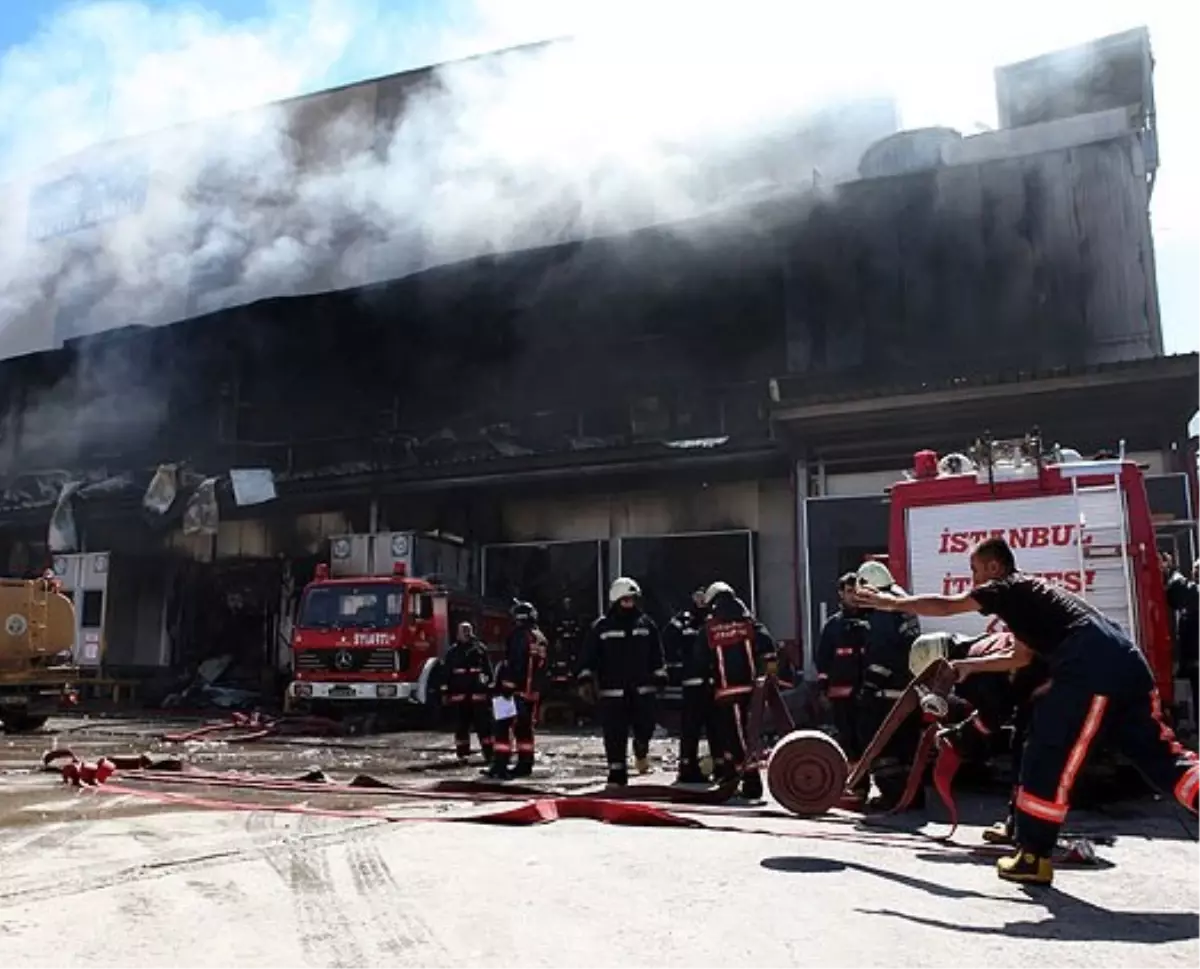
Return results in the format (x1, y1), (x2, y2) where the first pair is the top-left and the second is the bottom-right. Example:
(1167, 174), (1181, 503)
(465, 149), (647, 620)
(298, 585), (404, 630)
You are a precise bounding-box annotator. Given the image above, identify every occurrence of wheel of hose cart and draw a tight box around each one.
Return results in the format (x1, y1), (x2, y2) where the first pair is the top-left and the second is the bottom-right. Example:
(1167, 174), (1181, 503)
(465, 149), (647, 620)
(767, 730), (849, 817)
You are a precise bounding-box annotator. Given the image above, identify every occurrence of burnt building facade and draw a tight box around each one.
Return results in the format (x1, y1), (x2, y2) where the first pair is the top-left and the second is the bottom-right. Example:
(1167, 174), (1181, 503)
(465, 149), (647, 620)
(0, 28), (1194, 692)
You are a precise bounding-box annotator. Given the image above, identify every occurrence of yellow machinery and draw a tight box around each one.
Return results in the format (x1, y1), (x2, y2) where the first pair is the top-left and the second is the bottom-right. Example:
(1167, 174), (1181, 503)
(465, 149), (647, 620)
(0, 573), (79, 732)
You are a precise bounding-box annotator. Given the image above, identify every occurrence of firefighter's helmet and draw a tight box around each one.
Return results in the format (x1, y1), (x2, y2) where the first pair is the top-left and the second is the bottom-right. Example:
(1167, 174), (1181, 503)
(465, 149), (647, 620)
(511, 600), (538, 623)
(856, 560), (896, 591)
(609, 577), (641, 603)
(909, 632), (953, 676)
(703, 581), (735, 606)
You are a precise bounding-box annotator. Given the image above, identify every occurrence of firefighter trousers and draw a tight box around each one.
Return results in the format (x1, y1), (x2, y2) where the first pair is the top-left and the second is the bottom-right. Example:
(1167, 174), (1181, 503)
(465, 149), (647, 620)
(452, 699), (493, 760)
(1015, 626), (1200, 855)
(711, 692), (760, 782)
(493, 696), (538, 774)
(828, 697), (872, 792)
(599, 690), (657, 784)
(862, 690), (922, 807)
(678, 682), (719, 778)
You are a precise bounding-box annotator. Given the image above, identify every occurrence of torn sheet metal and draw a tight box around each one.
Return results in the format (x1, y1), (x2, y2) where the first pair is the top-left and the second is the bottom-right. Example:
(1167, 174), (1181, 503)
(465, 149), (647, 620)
(182, 477), (220, 536)
(230, 468), (277, 507)
(143, 464), (179, 516)
(48, 481), (82, 552)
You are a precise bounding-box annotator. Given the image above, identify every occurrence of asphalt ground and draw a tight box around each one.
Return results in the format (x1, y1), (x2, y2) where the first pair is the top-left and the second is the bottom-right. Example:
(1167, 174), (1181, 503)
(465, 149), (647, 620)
(1, 715), (1196, 968)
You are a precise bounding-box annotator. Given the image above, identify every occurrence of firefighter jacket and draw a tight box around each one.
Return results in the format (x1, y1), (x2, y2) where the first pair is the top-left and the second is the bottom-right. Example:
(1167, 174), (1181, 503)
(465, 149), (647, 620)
(441, 637), (492, 704)
(663, 607), (704, 688)
(578, 607), (667, 698)
(860, 608), (921, 697)
(1166, 570), (1199, 672)
(495, 624), (547, 700)
(550, 616), (584, 685)
(702, 594), (777, 701)
(815, 611), (871, 699)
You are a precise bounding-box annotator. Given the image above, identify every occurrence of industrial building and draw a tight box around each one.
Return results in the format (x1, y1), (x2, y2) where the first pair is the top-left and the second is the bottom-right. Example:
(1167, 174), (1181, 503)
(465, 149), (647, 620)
(0, 27), (1194, 701)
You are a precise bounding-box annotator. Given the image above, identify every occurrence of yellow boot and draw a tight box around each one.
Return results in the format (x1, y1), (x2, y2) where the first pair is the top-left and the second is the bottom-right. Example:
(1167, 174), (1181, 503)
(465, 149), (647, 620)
(634, 755), (651, 775)
(997, 849), (1053, 886)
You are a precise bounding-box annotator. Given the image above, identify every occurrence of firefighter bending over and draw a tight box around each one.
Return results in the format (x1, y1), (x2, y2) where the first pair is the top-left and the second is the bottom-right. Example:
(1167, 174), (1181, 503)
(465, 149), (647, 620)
(669, 587), (719, 784)
(487, 601), (547, 780)
(815, 573), (872, 799)
(441, 621), (494, 763)
(700, 581), (777, 800)
(579, 577), (667, 787)
(855, 536), (1199, 885)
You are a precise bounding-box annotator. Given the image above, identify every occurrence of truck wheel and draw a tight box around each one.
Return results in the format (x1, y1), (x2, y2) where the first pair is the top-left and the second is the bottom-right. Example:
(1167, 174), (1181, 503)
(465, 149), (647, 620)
(1, 713), (49, 734)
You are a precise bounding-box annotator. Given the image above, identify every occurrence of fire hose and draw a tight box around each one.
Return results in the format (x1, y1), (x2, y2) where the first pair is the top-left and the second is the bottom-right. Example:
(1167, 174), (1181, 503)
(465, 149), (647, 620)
(159, 711), (345, 744)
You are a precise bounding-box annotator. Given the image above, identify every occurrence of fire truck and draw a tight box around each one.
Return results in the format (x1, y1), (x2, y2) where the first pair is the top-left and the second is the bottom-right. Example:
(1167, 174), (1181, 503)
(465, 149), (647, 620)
(285, 531), (512, 720)
(885, 433), (1175, 706)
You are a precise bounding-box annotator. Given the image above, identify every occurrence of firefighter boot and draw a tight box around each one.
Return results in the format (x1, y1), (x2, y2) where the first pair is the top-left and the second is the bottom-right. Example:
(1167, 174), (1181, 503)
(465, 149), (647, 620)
(512, 756), (534, 779)
(484, 755), (513, 781)
(676, 762), (707, 785)
(607, 766), (629, 788)
(740, 770), (764, 801)
(997, 849), (1054, 886)
(634, 755), (651, 775)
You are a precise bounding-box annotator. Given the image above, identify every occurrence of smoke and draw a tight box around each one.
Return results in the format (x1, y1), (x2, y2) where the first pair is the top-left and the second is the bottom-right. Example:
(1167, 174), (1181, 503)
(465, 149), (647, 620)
(0, 0), (1182, 468)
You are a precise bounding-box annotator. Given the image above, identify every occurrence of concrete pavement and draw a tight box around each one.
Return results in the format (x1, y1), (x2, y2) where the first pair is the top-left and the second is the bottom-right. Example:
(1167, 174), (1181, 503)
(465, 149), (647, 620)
(1, 716), (1196, 967)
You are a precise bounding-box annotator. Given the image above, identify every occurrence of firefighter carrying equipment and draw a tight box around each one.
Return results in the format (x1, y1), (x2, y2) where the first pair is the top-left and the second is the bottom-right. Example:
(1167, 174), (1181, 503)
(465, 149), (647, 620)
(490, 623), (547, 778)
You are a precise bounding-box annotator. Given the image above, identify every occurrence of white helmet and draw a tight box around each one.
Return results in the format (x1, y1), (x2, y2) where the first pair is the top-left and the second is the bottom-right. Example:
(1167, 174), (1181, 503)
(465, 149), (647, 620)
(856, 560), (896, 591)
(703, 581), (735, 606)
(609, 576), (641, 603)
(909, 632), (953, 676)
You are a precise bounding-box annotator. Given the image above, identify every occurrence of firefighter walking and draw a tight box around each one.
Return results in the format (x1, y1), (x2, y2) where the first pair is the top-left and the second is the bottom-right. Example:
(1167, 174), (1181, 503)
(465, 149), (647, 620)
(855, 536), (1200, 885)
(667, 587), (719, 784)
(815, 573), (872, 797)
(578, 577), (667, 787)
(699, 581), (777, 800)
(441, 621), (494, 763)
(487, 601), (547, 780)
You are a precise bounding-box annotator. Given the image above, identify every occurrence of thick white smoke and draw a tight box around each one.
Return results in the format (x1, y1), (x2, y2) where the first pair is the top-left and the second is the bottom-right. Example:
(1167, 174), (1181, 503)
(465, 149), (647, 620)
(0, 0), (1190, 454)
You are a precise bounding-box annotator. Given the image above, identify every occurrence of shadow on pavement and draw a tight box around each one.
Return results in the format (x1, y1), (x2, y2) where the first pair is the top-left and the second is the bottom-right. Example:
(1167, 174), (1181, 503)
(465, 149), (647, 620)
(763, 854), (1196, 942)
(760, 855), (1032, 904)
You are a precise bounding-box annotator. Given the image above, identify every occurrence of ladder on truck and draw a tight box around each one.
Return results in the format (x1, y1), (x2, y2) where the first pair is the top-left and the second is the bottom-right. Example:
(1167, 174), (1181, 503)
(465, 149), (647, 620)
(1072, 475), (1138, 641)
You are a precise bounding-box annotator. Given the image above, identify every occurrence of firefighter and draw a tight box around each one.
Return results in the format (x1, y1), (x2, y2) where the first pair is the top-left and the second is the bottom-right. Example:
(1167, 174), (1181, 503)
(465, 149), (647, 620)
(668, 587), (717, 784)
(441, 621), (493, 763)
(663, 588), (705, 704)
(855, 536), (1200, 885)
(854, 560), (922, 810)
(487, 600), (547, 780)
(815, 573), (872, 795)
(700, 580), (777, 799)
(1163, 556), (1198, 725)
(547, 596), (584, 707)
(578, 577), (667, 787)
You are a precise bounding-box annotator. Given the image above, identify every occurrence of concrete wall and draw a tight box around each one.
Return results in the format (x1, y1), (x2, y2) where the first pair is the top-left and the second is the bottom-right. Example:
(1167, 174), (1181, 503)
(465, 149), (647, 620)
(499, 476), (797, 641)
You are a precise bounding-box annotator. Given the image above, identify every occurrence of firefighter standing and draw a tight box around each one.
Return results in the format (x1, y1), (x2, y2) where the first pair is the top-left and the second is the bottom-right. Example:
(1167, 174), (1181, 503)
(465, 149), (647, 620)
(854, 560), (922, 810)
(549, 597), (585, 702)
(668, 587), (718, 784)
(699, 581), (777, 799)
(855, 536), (1199, 885)
(815, 573), (873, 794)
(441, 621), (494, 763)
(488, 601), (547, 780)
(578, 577), (667, 787)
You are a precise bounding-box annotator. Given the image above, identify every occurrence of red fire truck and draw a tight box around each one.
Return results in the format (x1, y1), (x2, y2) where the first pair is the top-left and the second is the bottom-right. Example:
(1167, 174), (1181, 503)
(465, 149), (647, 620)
(285, 531), (512, 719)
(885, 435), (1175, 705)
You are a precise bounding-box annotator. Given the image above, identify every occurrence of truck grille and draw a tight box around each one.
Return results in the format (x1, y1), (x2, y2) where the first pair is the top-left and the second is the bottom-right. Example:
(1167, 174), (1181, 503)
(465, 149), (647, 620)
(295, 648), (405, 673)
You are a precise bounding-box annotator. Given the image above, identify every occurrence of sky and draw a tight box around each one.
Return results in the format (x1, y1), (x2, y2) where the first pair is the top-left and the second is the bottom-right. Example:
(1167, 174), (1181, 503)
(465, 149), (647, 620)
(0, 0), (1196, 355)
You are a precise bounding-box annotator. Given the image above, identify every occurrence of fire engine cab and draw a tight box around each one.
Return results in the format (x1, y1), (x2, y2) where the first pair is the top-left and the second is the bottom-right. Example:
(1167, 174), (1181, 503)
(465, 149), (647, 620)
(285, 531), (511, 718)
(885, 434), (1174, 705)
